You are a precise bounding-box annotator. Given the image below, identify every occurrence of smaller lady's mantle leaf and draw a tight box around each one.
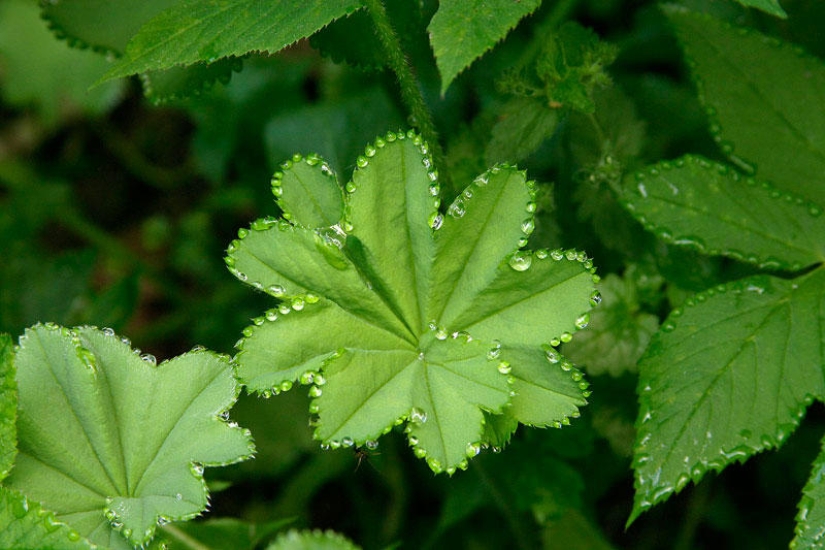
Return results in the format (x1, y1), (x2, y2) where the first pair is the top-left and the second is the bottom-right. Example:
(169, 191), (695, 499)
(4, 324), (254, 549)
(0, 487), (93, 549)
(228, 130), (597, 473)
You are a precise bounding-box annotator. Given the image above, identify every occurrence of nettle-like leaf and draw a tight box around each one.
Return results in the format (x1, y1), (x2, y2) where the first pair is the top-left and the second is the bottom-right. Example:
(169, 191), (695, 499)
(428, 0), (541, 95)
(663, 5), (825, 204)
(227, 131), (597, 474)
(3, 324), (254, 549)
(623, 8), (825, 532)
(40, 0), (235, 102)
(102, 0), (362, 82)
(627, 271), (825, 522)
(625, 156), (825, 271)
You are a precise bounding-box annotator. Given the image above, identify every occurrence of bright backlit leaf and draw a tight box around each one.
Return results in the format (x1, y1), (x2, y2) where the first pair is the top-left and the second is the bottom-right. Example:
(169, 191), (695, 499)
(228, 131), (597, 473)
(629, 271), (825, 523)
(4, 324), (254, 549)
(664, 5), (825, 204)
(623, 155), (825, 271)
(428, 0), (541, 95)
(266, 529), (361, 550)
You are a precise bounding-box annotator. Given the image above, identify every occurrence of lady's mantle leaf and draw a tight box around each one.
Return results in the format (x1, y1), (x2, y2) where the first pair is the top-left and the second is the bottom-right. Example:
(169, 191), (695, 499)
(428, 0), (541, 95)
(4, 324), (254, 549)
(0, 487), (93, 549)
(623, 155), (825, 271)
(664, 6), (825, 204)
(629, 271), (825, 523)
(228, 131), (596, 473)
(0, 334), (16, 482)
(103, 0), (362, 81)
(266, 528), (361, 550)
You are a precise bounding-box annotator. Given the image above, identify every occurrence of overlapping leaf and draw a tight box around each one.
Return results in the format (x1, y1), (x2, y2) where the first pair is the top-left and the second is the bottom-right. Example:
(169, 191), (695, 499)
(663, 5), (825, 204)
(624, 155), (825, 271)
(3, 324), (254, 549)
(102, 0), (362, 81)
(0, 487), (93, 549)
(228, 131), (596, 473)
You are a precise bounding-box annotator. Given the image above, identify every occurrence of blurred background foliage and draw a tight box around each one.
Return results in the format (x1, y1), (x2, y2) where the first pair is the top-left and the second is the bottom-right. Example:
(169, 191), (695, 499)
(2, 0), (824, 548)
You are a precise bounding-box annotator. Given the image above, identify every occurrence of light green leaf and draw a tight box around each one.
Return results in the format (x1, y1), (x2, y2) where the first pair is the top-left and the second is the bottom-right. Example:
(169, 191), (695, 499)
(0, 333), (16, 482)
(272, 154), (344, 229)
(428, 0), (541, 95)
(103, 0), (362, 81)
(4, 324), (254, 549)
(664, 6), (825, 204)
(266, 529), (361, 550)
(623, 155), (825, 271)
(229, 131), (597, 473)
(731, 0), (787, 18)
(629, 271), (825, 523)
(0, 487), (93, 549)
(794, 435), (825, 549)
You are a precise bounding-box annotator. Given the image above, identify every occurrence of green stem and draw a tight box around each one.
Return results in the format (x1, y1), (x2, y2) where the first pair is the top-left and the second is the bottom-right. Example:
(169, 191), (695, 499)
(362, 0), (446, 179)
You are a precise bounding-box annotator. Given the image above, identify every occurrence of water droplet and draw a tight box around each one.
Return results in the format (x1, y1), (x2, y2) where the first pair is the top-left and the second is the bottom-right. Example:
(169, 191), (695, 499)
(309, 386), (323, 398)
(560, 332), (572, 343)
(429, 212), (444, 230)
(191, 463), (204, 476)
(342, 437), (354, 448)
(521, 219), (535, 235)
(487, 342), (502, 360)
(427, 457), (442, 473)
(356, 156), (368, 168)
(366, 440), (379, 450)
(280, 380), (293, 392)
(497, 361), (511, 374)
(590, 290), (602, 307)
(140, 353), (157, 366)
(410, 407), (428, 424)
(175, 493), (183, 501)
(466, 442), (481, 457)
(102, 327), (115, 337)
(508, 250), (532, 271)
(300, 371), (315, 385)
(291, 297), (305, 311)
(544, 348), (560, 363)
(314, 373), (327, 386)
(575, 313), (590, 329)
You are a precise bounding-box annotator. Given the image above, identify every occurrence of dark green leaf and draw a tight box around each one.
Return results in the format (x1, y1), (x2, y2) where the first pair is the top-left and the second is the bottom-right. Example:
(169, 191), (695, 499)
(731, 0), (787, 18)
(664, 6), (825, 204)
(630, 271), (825, 523)
(428, 0), (541, 94)
(485, 97), (559, 166)
(623, 155), (825, 270)
(103, 0), (362, 81)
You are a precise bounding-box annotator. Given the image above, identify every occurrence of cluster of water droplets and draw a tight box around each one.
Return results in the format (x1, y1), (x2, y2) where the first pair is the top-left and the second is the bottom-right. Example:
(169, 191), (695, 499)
(7, 494), (84, 544)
